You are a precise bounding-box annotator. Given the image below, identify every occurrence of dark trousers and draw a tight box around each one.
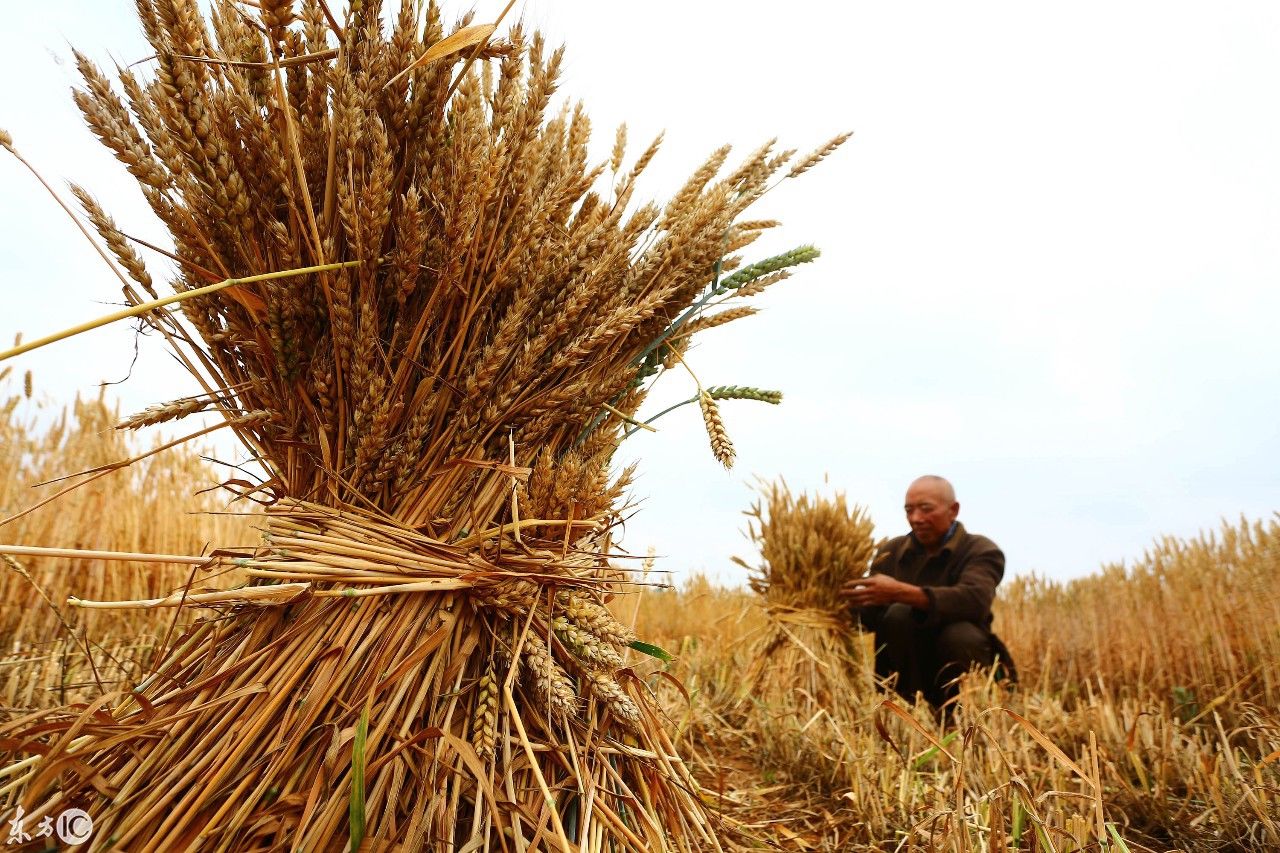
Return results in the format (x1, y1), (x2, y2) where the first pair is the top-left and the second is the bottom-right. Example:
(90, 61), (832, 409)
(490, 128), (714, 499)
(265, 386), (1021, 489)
(871, 604), (995, 708)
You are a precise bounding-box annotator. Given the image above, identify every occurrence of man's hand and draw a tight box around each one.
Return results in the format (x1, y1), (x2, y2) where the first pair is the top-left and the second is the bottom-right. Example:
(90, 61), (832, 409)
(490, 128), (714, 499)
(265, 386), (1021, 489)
(840, 574), (929, 610)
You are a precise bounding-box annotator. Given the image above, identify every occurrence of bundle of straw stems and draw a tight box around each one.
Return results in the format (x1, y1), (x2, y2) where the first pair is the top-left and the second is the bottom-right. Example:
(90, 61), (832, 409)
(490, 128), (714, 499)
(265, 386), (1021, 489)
(733, 482), (878, 788)
(0, 1), (846, 849)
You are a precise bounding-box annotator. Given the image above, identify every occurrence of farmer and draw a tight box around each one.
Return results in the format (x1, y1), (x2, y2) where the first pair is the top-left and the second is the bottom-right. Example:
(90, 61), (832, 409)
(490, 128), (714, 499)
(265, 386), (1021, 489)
(842, 475), (1015, 709)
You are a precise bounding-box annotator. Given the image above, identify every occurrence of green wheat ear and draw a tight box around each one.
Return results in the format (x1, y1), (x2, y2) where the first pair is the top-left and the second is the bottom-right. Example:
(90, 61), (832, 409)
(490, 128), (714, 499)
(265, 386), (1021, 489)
(706, 385), (783, 405)
(714, 245), (820, 295)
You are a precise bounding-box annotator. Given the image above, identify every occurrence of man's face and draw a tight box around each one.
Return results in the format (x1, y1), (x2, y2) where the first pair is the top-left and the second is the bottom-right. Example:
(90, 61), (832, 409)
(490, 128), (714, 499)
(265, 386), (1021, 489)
(904, 484), (959, 549)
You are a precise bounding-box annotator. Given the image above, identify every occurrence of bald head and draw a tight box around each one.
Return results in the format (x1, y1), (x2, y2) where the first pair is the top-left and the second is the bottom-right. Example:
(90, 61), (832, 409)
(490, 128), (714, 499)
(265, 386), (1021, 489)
(904, 475), (959, 550)
(909, 475), (955, 504)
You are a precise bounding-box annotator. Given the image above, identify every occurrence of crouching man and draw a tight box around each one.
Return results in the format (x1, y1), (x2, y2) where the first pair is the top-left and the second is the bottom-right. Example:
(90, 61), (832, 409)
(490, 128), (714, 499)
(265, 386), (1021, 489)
(842, 475), (1015, 709)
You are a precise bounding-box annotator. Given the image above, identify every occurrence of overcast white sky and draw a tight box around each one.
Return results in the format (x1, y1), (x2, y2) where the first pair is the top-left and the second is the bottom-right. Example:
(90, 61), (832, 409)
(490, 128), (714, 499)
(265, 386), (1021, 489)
(2, 2), (1278, 584)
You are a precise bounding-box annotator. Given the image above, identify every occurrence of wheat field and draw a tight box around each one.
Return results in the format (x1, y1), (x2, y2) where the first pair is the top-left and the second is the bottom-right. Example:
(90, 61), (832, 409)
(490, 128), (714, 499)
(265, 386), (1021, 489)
(1, 386), (1276, 850)
(630, 522), (1280, 851)
(0, 1), (1275, 849)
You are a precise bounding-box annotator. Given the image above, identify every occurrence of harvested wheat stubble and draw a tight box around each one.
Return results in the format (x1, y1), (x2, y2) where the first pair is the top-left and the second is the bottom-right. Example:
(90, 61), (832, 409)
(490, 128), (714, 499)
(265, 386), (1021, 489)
(0, 0), (846, 849)
(636, 519), (1280, 852)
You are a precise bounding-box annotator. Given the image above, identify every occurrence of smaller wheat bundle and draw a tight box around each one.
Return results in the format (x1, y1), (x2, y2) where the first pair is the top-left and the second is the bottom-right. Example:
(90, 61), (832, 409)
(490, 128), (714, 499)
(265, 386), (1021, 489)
(733, 481), (878, 787)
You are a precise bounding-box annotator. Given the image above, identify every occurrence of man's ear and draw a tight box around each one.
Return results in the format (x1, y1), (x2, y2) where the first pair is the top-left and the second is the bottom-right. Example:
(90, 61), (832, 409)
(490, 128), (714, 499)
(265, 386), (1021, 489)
(951, 502), (960, 518)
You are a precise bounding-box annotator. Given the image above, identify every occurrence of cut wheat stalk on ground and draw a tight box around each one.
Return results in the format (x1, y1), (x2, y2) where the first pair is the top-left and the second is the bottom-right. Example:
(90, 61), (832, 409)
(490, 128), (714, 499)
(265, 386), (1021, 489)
(0, 0), (847, 849)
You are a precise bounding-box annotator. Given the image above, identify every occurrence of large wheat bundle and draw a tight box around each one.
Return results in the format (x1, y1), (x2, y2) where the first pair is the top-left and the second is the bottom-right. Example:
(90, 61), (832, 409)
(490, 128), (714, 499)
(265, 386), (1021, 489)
(0, 0), (844, 848)
(734, 481), (878, 789)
